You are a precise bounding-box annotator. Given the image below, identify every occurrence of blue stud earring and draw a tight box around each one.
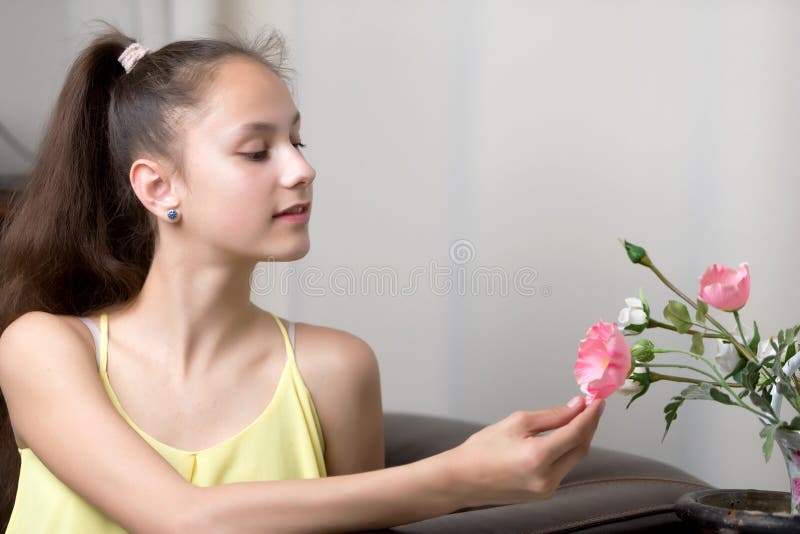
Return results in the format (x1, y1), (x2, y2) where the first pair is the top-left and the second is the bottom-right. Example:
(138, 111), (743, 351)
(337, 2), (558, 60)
(167, 208), (180, 221)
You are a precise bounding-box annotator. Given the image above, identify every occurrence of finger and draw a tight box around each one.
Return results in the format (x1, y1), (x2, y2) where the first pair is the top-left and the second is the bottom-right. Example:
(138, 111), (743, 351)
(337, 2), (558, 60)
(548, 439), (591, 485)
(520, 396), (587, 436)
(535, 398), (604, 459)
(548, 401), (605, 480)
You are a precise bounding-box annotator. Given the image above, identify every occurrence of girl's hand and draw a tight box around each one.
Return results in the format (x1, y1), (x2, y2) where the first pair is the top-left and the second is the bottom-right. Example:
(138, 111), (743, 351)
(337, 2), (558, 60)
(446, 396), (604, 508)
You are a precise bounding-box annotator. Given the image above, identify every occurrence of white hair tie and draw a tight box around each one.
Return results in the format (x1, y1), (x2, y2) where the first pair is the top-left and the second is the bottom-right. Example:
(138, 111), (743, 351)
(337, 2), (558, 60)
(118, 42), (150, 74)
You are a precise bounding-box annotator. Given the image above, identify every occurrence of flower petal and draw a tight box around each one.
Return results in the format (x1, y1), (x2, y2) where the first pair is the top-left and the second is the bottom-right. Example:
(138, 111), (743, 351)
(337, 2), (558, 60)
(624, 297), (643, 309)
(629, 309), (648, 326)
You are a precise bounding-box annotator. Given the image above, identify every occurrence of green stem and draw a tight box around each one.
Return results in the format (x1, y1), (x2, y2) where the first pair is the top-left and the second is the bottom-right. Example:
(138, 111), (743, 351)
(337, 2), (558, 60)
(646, 263), (699, 310)
(691, 321), (721, 333)
(647, 319), (725, 339)
(733, 310), (748, 352)
(642, 362), (726, 384)
(656, 348), (778, 422)
(644, 368), (744, 388)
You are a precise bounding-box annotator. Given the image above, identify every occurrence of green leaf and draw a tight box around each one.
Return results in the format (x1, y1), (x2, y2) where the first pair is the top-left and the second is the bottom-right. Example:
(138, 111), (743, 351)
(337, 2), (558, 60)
(787, 417), (800, 431)
(662, 396), (685, 442)
(680, 383), (713, 400)
(742, 360), (761, 390)
(623, 323), (647, 335)
(749, 391), (774, 416)
(725, 355), (748, 382)
(663, 300), (693, 334)
(760, 423), (778, 462)
(773, 349), (785, 382)
(680, 383), (736, 406)
(749, 321), (761, 354)
(786, 326), (799, 350)
(695, 300), (708, 324)
(777, 380), (797, 399)
(773, 362), (798, 399)
(775, 370), (797, 399)
(691, 333), (705, 356)
(786, 341), (797, 364)
(638, 287), (651, 319)
(709, 388), (736, 405)
(625, 370), (651, 409)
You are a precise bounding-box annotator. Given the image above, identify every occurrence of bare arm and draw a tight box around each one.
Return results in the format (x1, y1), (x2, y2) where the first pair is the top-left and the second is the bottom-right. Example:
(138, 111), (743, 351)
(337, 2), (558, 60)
(0, 311), (603, 534)
(192, 452), (458, 534)
(189, 398), (606, 534)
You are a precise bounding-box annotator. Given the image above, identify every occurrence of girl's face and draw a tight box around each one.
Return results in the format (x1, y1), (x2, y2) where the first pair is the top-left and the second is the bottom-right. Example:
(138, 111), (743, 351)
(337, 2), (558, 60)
(177, 57), (316, 263)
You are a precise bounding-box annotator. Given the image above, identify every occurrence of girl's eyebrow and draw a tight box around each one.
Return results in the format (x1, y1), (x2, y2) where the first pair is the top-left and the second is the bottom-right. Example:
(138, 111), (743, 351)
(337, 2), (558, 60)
(232, 111), (301, 138)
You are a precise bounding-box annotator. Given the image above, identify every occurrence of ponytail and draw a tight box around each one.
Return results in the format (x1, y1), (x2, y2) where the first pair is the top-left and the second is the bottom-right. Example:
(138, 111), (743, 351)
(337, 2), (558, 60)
(0, 20), (291, 528)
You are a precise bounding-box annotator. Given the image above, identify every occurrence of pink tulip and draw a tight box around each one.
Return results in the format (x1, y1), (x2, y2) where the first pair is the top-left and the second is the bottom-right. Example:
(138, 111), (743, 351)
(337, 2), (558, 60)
(574, 321), (632, 403)
(698, 263), (750, 312)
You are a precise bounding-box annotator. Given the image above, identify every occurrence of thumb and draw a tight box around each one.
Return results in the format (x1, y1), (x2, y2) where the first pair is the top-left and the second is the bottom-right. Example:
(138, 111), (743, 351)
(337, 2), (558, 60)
(524, 395), (586, 436)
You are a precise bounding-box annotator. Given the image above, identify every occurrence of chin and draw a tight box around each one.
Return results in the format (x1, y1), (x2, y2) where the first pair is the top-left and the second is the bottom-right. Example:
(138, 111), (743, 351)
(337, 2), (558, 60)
(266, 240), (311, 262)
(283, 247), (310, 262)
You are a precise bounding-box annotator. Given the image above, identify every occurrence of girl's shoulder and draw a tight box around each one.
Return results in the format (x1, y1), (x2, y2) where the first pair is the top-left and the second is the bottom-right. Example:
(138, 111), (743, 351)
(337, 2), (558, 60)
(1, 311), (96, 355)
(277, 318), (383, 476)
(276, 317), (377, 378)
(0, 311), (100, 449)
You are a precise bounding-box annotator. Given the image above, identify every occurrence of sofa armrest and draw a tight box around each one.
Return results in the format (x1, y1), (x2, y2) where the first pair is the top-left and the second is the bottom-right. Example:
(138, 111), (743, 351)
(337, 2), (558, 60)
(370, 411), (713, 533)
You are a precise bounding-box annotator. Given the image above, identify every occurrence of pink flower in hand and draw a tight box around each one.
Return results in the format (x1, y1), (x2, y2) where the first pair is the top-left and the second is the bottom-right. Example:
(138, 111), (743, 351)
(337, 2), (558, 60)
(574, 321), (632, 404)
(698, 263), (750, 312)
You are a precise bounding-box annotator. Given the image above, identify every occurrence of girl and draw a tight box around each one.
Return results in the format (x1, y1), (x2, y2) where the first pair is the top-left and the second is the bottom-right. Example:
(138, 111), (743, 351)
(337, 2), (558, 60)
(0, 22), (604, 533)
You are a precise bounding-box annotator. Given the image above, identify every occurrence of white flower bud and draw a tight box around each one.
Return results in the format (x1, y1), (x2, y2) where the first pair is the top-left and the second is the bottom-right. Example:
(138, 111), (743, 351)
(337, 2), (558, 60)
(714, 339), (741, 375)
(618, 297), (648, 328)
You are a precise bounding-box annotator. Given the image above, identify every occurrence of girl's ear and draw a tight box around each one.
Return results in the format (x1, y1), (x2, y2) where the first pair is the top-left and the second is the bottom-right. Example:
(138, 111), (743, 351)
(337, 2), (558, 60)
(129, 158), (183, 216)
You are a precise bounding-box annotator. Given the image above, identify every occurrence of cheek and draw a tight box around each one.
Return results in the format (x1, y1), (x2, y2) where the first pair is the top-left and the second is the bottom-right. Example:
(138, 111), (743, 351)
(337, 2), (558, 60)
(205, 181), (272, 236)
(183, 152), (284, 241)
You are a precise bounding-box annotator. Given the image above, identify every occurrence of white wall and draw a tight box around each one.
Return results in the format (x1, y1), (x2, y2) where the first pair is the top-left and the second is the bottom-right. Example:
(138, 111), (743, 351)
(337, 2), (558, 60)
(2, 0), (799, 493)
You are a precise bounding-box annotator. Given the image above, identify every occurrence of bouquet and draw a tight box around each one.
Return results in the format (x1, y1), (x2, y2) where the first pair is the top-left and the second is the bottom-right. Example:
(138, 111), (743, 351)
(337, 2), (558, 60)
(573, 240), (800, 513)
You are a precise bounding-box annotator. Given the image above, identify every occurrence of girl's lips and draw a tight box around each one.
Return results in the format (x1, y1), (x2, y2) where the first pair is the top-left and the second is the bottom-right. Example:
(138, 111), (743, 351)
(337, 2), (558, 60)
(272, 210), (310, 223)
(274, 202), (311, 216)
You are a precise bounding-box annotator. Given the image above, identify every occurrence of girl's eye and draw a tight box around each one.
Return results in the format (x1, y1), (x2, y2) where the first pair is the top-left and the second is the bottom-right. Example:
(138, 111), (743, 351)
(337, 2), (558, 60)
(243, 150), (268, 161)
(242, 143), (305, 162)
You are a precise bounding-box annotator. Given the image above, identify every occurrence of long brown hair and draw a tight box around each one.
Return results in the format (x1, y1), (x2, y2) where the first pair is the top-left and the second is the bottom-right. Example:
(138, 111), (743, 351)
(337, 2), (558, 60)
(0, 19), (292, 528)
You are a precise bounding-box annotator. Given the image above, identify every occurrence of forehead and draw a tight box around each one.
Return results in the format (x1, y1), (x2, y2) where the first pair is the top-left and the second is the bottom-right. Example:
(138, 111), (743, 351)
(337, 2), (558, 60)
(193, 57), (298, 135)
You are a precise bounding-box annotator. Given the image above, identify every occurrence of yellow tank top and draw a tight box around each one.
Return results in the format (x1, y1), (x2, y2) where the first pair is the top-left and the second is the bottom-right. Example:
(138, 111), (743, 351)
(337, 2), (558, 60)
(6, 311), (327, 533)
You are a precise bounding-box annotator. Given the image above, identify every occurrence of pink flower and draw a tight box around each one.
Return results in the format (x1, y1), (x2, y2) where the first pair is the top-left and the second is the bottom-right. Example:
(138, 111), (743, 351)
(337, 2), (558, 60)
(698, 263), (750, 312)
(574, 321), (632, 403)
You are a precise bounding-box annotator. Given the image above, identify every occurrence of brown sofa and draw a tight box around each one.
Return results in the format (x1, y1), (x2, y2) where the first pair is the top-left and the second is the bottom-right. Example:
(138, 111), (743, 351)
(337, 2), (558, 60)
(369, 412), (712, 533)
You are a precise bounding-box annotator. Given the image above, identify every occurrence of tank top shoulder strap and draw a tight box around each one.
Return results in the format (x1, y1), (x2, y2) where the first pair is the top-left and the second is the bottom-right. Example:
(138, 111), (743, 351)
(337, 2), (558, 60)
(99, 313), (109, 372)
(77, 316), (102, 370)
(267, 311), (296, 365)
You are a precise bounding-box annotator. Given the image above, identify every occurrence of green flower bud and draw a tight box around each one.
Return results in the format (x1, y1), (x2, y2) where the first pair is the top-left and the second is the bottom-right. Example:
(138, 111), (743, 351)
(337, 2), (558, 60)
(620, 239), (652, 267)
(631, 339), (655, 362)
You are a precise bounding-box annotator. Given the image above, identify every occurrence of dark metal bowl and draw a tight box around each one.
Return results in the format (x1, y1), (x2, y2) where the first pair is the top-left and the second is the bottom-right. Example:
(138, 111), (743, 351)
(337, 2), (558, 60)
(675, 489), (800, 533)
